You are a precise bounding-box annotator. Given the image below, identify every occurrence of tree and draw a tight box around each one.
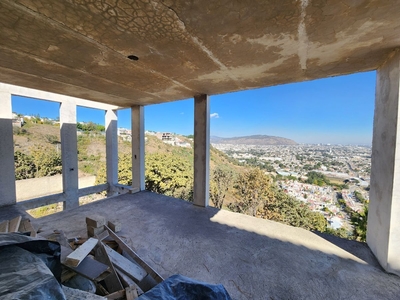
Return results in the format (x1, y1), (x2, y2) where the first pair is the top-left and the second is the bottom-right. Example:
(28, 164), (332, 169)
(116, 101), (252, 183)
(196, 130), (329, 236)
(305, 171), (330, 186)
(95, 153), (132, 186)
(351, 205), (368, 242)
(228, 168), (327, 232)
(354, 191), (367, 204)
(230, 168), (274, 216)
(30, 144), (62, 177)
(96, 152), (194, 201)
(145, 152), (193, 201)
(326, 227), (351, 239)
(209, 167), (233, 209)
(261, 190), (327, 232)
(77, 122), (105, 132)
(14, 151), (35, 180)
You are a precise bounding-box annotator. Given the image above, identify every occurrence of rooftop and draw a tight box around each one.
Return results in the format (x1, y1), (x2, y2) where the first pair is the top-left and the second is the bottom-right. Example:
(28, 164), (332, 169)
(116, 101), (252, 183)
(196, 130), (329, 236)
(4, 192), (399, 299)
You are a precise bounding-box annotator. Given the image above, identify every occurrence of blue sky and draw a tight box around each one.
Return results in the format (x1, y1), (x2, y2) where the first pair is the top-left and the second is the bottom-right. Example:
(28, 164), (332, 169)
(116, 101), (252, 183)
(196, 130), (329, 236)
(12, 71), (375, 145)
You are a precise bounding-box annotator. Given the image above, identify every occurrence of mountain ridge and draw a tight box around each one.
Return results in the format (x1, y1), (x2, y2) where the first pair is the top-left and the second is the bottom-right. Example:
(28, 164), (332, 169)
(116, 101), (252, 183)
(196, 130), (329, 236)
(210, 134), (297, 145)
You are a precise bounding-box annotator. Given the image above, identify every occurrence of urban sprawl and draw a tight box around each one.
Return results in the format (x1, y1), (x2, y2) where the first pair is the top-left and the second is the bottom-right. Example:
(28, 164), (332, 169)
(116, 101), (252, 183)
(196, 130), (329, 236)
(213, 143), (371, 231)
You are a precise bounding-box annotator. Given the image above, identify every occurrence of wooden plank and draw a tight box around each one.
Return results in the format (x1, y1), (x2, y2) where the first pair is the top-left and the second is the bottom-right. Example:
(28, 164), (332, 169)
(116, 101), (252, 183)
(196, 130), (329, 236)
(0, 220), (9, 233)
(105, 226), (164, 283)
(95, 230), (109, 241)
(61, 268), (76, 283)
(105, 290), (125, 300)
(60, 245), (74, 263)
(8, 216), (22, 232)
(115, 268), (135, 288)
(95, 242), (123, 293)
(64, 237), (98, 267)
(95, 282), (110, 296)
(18, 219), (37, 237)
(86, 215), (106, 228)
(63, 256), (110, 282)
(104, 245), (147, 282)
(125, 286), (138, 300)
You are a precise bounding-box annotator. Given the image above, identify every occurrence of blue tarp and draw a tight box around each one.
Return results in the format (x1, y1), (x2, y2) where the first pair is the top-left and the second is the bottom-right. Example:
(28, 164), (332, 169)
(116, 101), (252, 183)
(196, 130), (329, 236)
(138, 274), (232, 300)
(0, 233), (65, 300)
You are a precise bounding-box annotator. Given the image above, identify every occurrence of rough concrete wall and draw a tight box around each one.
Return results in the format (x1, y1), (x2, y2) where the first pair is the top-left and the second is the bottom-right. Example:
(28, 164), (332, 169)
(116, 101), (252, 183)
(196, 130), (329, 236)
(368, 50), (400, 275)
(15, 175), (96, 201)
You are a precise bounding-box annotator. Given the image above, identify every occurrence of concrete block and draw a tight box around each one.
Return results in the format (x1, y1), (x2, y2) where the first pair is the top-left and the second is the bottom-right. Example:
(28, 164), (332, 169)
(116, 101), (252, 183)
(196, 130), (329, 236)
(107, 220), (121, 233)
(87, 226), (105, 237)
(86, 215), (106, 228)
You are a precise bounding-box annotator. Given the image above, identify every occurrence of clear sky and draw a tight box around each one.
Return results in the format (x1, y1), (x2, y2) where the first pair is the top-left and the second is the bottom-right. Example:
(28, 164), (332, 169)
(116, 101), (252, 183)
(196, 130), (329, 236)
(11, 70), (375, 145)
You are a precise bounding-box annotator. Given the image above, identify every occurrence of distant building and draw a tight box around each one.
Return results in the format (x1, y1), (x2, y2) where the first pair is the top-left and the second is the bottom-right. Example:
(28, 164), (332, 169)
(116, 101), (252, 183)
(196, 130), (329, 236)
(118, 128), (131, 136)
(161, 132), (173, 141)
(328, 216), (343, 230)
(118, 127), (132, 142)
(12, 113), (23, 127)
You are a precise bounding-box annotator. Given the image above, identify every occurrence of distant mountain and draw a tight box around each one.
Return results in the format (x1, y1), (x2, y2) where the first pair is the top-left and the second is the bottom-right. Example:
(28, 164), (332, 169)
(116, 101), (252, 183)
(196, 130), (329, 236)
(210, 135), (297, 145)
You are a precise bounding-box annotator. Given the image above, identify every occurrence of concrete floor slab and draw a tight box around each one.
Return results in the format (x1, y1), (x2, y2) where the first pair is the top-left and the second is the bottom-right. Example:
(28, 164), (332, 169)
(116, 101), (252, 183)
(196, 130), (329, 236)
(26, 192), (400, 299)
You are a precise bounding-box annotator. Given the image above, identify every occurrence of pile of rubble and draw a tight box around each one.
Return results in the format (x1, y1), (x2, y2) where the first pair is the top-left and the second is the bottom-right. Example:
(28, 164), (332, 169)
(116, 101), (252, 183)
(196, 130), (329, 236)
(0, 214), (163, 300)
(59, 214), (163, 299)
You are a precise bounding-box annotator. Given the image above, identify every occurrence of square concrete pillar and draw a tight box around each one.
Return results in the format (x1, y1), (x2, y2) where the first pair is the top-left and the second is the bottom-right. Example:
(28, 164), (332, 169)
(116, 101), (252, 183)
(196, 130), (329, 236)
(0, 91), (16, 206)
(106, 109), (118, 196)
(131, 106), (145, 190)
(368, 50), (400, 276)
(193, 94), (210, 207)
(60, 101), (79, 209)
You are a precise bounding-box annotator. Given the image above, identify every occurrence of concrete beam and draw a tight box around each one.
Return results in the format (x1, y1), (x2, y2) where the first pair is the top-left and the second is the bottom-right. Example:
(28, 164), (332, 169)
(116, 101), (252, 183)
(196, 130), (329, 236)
(60, 101), (79, 209)
(0, 91), (16, 206)
(193, 94), (210, 207)
(0, 82), (119, 110)
(106, 109), (118, 196)
(368, 50), (400, 276)
(131, 106), (145, 190)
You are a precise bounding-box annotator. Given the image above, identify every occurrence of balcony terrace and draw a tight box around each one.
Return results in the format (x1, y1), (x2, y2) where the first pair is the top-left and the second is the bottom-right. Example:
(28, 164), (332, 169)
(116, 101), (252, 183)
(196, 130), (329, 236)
(2, 192), (400, 299)
(1, 1), (400, 297)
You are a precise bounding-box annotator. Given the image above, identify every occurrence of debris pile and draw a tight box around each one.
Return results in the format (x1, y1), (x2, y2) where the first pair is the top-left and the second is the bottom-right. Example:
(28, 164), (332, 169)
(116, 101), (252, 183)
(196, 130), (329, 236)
(0, 214), (232, 300)
(0, 214), (163, 300)
(50, 214), (164, 299)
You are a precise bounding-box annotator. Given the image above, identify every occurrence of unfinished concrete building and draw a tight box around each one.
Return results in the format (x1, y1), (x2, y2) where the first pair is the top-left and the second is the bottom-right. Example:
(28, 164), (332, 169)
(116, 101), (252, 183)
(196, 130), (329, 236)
(1, 0), (400, 298)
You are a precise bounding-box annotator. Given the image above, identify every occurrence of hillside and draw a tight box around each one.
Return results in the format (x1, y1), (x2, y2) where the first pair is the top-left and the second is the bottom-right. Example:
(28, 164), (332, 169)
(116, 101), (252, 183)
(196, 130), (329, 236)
(14, 122), (331, 235)
(14, 123), (245, 206)
(144, 134), (245, 206)
(211, 135), (297, 145)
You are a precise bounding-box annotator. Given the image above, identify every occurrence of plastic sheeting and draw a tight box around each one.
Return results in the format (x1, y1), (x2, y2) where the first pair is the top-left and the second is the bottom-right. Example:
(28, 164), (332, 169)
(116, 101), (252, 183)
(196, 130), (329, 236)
(0, 233), (65, 300)
(138, 274), (232, 300)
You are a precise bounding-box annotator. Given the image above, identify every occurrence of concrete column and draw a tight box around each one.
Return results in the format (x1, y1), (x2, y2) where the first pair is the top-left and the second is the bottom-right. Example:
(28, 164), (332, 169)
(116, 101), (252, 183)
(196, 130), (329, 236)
(60, 101), (79, 209)
(0, 91), (17, 206)
(106, 109), (118, 196)
(131, 106), (145, 190)
(367, 50), (400, 276)
(193, 94), (210, 207)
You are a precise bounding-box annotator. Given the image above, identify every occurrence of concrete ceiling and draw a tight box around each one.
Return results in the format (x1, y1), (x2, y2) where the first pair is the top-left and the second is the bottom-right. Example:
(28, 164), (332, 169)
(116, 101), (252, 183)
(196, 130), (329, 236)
(0, 0), (399, 107)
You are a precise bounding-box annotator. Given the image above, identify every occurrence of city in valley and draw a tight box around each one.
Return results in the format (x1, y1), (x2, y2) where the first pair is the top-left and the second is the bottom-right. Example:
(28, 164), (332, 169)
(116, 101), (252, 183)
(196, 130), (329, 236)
(212, 143), (371, 232)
